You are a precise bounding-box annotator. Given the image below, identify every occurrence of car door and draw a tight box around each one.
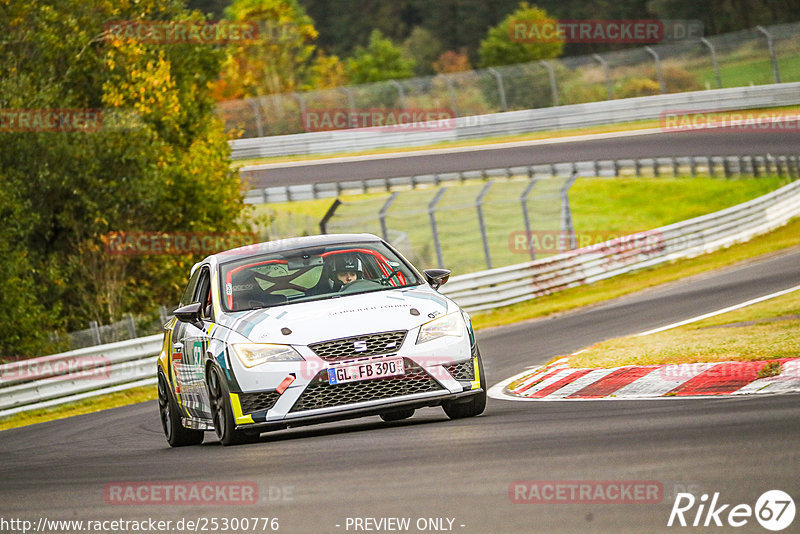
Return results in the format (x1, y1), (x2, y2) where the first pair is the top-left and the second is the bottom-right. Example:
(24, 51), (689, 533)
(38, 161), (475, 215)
(173, 265), (213, 420)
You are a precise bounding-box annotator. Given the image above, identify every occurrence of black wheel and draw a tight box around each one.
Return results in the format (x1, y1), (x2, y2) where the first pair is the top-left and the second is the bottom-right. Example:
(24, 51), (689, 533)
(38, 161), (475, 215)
(158, 372), (204, 447)
(442, 353), (487, 420)
(380, 408), (415, 422)
(207, 366), (257, 446)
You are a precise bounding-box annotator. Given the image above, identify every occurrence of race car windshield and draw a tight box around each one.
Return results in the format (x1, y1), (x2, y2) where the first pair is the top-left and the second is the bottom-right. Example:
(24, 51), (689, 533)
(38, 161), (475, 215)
(219, 242), (423, 312)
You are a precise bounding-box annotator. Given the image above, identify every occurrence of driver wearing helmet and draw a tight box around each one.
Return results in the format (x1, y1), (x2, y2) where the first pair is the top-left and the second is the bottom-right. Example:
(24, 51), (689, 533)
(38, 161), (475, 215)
(330, 255), (363, 290)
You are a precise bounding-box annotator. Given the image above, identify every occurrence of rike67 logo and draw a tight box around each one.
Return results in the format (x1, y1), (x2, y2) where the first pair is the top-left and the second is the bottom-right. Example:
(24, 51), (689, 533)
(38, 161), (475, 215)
(668, 490), (795, 531)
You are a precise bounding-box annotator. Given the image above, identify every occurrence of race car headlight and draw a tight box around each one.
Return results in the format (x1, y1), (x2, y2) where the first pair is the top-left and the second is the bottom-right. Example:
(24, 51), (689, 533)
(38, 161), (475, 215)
(232, 343), (304, 368)
(416, 312), (464, 344)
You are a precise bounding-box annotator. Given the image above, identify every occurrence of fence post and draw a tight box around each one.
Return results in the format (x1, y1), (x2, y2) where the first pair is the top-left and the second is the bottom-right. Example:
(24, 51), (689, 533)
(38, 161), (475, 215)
(246, 98), (265, 138)
(437, 74), (459, 117)
(592, 54), (613, 100)
(389, 80), (407, 109)
(487, 67), (508, 112)
(645, 47), (666, 94)
(378, 192), (399, 242)
(520, 178), (538, 260)
(539, 60), (559, 107)
(338, 87), (356, 126)
(476, 181), (494, 269)
(319, 199), (342, 234)
(428, 188), (448, 268)
(89, 321), (101, 346)
(291, 92), (307, 131)
(756, 26), (781, 84)
(125, 314), (137, 340)
(560, 170), (579, 251)
(700, 37), (722, 89)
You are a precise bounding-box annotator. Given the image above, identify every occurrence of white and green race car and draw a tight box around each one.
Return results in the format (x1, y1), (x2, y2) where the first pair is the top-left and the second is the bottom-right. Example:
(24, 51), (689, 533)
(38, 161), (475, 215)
(157, 234), (486, 446)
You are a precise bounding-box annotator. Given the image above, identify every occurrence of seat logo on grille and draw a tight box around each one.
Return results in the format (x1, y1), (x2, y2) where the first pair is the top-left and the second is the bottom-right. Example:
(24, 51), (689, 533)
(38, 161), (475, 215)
(353, 341), (368, 352)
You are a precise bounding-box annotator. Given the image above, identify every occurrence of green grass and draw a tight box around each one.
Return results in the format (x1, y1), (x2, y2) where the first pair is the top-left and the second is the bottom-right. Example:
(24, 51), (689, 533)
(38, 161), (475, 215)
(694, 55), (800, 89)
(471, 216), (800, 330)
(258, 175), (792, 275)
(567, 288), (800, 369)
(0, 385), (157, 432)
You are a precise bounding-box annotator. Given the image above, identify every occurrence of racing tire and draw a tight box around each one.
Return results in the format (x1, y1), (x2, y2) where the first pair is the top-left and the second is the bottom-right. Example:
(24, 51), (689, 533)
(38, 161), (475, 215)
(442, 353), (487, 420)
(207, 366), (258, 446)
(380, 408), (415, 422)
(158, 372), (204, 447)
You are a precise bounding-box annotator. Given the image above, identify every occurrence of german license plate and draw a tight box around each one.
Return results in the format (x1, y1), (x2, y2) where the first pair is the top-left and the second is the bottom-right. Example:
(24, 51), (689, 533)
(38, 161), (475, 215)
(327, 358), (405, 384)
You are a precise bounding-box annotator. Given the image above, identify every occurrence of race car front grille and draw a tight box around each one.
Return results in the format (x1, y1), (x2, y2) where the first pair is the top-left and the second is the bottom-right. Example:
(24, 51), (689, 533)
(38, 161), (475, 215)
(446, 360), (475, 381)
(239, 390), (281, 414)
(289, 359), (444, 413)
(309, 330), (407, 361)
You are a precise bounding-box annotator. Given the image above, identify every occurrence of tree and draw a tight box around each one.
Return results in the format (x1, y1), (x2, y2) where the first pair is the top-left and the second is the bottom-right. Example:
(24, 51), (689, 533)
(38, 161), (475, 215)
(433, 49), (472, 74)
(0, 0), (246, 356)
(214, 0), (347, 99)
(478, 2), (563, 68)
(346, 29), (416, 84)
(403, 26), (443, 76)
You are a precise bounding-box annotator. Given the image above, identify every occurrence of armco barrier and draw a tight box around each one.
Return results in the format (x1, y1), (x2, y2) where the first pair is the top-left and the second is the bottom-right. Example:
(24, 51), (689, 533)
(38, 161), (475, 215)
(246, 153), (799, 205)
(440, 178), (800, 311)
(230, 83), (800, 160)
(2, 174), (799, 418)
(0, 334), (162, 418)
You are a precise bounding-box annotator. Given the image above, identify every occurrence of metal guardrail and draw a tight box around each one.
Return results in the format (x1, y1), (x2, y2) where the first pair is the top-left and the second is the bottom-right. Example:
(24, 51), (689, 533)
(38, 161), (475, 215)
(246, 153), (800, 205)
(231, 83), (800, 160)
(0, 334), (162, 418)
(441, 176), (800, 312)
(2, 156), (798, 418)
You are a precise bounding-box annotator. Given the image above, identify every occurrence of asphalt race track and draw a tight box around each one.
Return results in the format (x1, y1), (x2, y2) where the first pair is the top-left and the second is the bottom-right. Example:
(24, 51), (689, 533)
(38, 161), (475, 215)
(240, 130), (800, 188)
(2, 248), (798, 533)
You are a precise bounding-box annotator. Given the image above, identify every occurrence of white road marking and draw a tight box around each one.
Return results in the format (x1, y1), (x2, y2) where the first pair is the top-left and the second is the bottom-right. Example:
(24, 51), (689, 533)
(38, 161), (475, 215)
(633, 283), (800, 337)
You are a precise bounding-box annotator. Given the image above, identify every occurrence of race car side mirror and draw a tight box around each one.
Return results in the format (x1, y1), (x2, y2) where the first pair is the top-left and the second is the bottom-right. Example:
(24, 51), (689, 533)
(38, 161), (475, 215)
(424, 269), (451, 290)
(173, 302), (204, 330)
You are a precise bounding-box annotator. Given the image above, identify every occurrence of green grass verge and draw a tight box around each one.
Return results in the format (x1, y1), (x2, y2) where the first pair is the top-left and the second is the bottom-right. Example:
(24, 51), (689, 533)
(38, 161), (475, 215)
(0, 385), (156, 432)
(568, 288), (800, 369)
(694, 55), (800, 89)
(471, 216), (800, 331)
(258, 175), (791, 275)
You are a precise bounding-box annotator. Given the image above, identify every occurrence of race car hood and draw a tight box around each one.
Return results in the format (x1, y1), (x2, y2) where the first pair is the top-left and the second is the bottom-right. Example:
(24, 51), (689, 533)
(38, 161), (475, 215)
(216, 285), (454, 346)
